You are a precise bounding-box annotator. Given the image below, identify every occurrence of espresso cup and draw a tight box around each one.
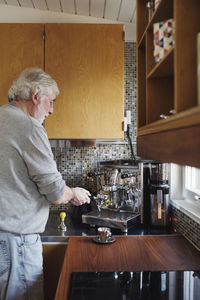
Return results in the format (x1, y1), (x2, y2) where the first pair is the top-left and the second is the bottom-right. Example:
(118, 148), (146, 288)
(98, 227), (111, 242)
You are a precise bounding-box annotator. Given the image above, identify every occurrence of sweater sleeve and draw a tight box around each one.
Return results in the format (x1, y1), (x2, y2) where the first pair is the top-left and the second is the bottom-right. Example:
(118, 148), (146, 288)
(22, 122), (65, 202)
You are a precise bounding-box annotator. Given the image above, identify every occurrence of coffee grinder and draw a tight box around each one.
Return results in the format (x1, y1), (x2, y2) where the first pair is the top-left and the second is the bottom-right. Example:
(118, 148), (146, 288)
(149, 162), (170, 227)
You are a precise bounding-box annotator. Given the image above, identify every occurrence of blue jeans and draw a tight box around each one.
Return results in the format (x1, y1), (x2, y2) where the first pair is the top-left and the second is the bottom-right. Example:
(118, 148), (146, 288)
(0, 232), (44, 300)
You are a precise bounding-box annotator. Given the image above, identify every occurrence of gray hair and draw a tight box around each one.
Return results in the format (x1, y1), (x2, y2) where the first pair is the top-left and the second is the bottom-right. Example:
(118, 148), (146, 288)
(8, 68), (59, 102)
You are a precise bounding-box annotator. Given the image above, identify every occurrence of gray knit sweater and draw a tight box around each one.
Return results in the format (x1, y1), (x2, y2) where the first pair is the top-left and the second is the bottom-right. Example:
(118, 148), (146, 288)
(0, 103), (65, 234)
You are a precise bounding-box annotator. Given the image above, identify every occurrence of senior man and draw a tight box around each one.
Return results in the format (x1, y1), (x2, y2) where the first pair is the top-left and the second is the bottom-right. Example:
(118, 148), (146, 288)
(0, 68), (91, 300)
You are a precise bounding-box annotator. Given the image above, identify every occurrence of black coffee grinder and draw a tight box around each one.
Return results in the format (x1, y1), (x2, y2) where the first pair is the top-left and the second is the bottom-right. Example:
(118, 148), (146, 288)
(149, 162), (170, 227)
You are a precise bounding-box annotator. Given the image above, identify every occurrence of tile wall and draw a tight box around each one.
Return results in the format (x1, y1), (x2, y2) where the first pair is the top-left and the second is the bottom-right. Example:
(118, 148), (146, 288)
(170, 206), (200, 251)
(50, 42), (137, 209)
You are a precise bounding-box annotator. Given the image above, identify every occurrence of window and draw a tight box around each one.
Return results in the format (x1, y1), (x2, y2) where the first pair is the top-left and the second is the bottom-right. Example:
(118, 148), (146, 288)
(183, 166), (200, 199)
(170, 164), (200, 200)
(170, 164), (200, 221)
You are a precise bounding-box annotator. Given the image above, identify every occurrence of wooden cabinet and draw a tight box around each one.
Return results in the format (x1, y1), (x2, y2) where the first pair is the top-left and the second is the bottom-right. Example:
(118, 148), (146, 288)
(0, 24), (44, 106)
(0, 24), (124, 140)
(45, 24), (124, 139)
(43, 244), (67, 300)
(136, 0), (200, 168)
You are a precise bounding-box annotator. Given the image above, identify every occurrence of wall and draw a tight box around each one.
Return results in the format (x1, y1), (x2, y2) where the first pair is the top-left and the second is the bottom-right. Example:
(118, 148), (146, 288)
(170, 206), (200, 251)
(50, 42), (137, 210)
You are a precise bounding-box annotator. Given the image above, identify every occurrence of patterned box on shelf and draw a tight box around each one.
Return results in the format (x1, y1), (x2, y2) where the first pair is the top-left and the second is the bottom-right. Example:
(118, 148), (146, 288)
(153, 18), (175, 62)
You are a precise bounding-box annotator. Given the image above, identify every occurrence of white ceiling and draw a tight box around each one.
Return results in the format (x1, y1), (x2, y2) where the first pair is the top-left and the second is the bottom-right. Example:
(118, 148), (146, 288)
(1, 0), (136, 24)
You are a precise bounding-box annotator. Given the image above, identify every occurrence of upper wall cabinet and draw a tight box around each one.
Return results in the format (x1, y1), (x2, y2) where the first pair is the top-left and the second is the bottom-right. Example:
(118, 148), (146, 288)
(0, 24), (44, 105)
(0, 23), (124, 140)
(45, 24), (124, 139)
(136, 0), (200, 168)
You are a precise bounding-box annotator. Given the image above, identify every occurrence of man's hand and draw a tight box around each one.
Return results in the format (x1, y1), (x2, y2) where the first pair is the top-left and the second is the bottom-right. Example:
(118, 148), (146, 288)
(70, 187), (91, 206)
(52, 186), (91, 206)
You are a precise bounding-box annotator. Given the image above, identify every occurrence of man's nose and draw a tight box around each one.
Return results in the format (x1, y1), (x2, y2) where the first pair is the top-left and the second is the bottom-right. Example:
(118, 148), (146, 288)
(49, 107), (53, 115)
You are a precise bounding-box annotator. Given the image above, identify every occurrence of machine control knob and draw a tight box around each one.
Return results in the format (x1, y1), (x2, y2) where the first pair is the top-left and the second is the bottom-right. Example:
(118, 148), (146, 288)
(121, 173), (135, 179)
(97, 193), (109, 200)
(102, 185), (118, 192)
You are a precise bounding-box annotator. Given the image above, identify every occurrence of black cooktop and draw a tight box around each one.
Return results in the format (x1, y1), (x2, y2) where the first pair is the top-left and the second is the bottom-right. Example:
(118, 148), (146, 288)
(68, 270), (200, 300)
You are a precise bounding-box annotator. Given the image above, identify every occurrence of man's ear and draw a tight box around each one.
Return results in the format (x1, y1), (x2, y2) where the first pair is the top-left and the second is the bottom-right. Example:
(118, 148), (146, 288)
(31, 92), (38, 105)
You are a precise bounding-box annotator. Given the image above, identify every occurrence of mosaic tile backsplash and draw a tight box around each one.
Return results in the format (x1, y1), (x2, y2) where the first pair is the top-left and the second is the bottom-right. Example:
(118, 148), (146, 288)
(50, 42), (137, 209)
(170, 205), (200, 251)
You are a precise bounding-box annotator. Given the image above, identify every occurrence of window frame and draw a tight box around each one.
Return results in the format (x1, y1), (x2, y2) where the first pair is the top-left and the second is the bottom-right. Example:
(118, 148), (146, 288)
(183, 166), (200, 200)
(170, 164), (200, 223)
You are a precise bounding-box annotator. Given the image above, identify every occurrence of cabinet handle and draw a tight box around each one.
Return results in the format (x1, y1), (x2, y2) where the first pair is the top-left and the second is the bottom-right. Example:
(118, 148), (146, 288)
(146, 1), (154, 22)
(160, 110), (176, 119)
(169, 109), (176, 115)
(160, 114), (168, 119)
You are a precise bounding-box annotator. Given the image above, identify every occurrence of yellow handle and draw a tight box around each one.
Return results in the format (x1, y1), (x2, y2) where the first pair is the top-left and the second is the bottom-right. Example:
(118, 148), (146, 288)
(60, 212), (66, 222)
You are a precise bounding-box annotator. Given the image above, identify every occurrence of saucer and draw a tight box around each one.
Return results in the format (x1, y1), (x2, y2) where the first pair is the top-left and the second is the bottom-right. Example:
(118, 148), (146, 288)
(93, 235), (116, 244)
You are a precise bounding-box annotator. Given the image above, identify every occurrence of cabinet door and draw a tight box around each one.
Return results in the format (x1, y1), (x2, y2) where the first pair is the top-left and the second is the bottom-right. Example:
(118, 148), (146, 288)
(0, 24), (44, 106)
(45, 24), (124, 139)
(43, 244), (67, 300)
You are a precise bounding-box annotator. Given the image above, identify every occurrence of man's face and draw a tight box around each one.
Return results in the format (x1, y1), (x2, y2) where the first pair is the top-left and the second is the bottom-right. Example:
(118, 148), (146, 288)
(32, 92), (56, 124)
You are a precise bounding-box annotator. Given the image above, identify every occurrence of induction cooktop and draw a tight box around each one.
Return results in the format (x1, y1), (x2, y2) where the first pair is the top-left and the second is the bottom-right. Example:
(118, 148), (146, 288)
(68, 270), (200, 300)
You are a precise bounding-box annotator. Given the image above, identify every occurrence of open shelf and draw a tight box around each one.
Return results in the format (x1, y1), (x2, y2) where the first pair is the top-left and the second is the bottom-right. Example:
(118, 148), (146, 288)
(136, 0), (200, 167)
(147, 46), (174, 79)
(146, 77), (174, 124)
(137, 0), (174, 43)
(138, 106), (200, 136)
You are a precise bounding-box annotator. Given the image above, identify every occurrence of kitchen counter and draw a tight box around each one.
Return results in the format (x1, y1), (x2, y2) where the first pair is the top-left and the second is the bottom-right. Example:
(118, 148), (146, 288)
(55, 235), (200, 300)
(41, 211), (174, 243)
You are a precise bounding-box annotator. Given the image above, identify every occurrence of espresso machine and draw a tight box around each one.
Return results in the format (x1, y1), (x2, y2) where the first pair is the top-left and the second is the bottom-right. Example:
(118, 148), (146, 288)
(82, 159), (145, 232)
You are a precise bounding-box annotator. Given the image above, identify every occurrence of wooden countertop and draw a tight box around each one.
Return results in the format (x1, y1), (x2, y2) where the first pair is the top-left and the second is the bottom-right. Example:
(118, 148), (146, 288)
(55, 235), (200, 300)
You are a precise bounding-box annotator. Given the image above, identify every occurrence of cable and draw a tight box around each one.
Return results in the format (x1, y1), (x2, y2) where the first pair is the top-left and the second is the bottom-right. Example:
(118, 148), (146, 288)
(126, 124), (137, 165)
